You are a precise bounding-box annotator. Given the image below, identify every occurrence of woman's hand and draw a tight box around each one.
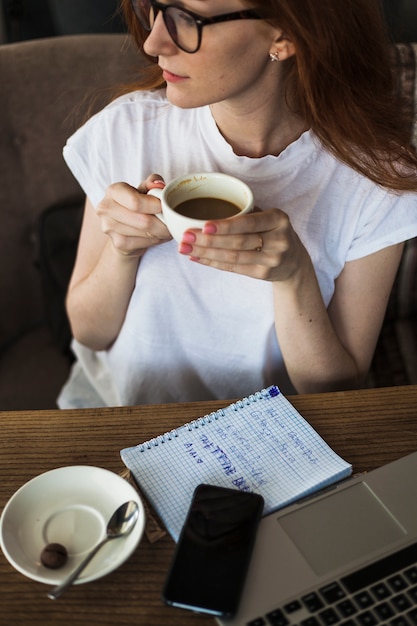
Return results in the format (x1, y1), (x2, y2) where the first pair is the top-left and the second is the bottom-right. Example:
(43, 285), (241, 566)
(177, 207), (403, 394)
(178, 208), (309, 283)
(66, 175), (172, 351)
(95, 174), (172, 257)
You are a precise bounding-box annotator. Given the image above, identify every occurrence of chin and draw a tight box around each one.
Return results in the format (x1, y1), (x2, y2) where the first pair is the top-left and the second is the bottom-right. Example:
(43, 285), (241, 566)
(165, 86), (209, 110)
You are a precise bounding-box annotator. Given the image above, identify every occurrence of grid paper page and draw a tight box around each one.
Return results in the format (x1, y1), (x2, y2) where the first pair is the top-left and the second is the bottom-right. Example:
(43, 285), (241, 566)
(121, 386), (352, 541)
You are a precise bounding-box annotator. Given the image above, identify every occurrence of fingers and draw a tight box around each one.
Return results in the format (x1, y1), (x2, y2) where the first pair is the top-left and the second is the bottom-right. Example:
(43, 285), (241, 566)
(103, 180), (163, 215)
(95, 179), (171, 255)
(181, 209), (290, 252)
(202, 208), (285, 236)
(180, 230), (267, 254)
(178, 208), (300, 281)
(137, 173), (166, 195)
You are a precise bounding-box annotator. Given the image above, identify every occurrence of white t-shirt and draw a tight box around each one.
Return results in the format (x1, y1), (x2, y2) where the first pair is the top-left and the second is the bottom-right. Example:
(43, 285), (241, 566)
(58, 89), (417, 408)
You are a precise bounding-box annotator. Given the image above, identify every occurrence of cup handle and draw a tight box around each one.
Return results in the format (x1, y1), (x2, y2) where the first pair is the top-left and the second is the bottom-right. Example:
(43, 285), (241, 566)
(147, 187), (166, 224)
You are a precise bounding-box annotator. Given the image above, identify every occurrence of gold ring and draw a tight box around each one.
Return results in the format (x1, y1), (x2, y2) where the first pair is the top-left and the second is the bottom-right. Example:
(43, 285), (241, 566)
(255, 235), (263, 252)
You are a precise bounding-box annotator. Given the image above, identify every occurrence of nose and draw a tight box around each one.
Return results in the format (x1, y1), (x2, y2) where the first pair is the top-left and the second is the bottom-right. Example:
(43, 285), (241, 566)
(143, 10), (176, 57)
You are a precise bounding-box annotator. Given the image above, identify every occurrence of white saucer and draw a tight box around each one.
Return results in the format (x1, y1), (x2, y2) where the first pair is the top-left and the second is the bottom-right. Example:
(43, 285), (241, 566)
(0, 466), (145, 585)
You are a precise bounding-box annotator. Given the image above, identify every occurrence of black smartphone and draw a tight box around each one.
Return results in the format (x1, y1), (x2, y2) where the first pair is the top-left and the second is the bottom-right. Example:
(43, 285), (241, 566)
(162, 483), (264, 618)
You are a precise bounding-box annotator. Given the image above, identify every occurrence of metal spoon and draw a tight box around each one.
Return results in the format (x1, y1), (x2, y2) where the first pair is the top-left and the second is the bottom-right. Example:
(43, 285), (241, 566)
(47, 500), (139, 600)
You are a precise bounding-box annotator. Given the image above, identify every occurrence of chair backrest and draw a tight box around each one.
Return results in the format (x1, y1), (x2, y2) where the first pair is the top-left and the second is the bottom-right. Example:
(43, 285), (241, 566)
(391, 43), (417, 148)
(386, 43), (417, 322)
(0, 34), (146, 348)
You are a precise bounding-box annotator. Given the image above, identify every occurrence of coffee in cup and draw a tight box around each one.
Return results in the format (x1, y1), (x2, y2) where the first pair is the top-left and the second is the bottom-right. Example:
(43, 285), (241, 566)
(148, 172), (253, 243)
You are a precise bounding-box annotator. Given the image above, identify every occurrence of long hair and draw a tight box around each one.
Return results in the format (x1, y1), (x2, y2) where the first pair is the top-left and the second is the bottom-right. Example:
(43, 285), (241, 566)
(119, 0), (417, 192)
(120, 0), (164, 89)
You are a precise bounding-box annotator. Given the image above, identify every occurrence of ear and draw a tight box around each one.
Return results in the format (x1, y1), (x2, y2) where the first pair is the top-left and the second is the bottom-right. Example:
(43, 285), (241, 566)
(270, 34), (296, 61)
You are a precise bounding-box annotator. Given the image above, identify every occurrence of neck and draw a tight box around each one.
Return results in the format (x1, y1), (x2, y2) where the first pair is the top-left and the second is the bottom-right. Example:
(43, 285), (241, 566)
(210, 93), (308, 159)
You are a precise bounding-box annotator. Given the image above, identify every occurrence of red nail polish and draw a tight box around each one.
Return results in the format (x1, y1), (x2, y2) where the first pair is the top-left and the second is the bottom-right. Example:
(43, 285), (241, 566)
(203, 223), (217, 235)
(179, 242), (193, 255)
(182, 232), (196, 244)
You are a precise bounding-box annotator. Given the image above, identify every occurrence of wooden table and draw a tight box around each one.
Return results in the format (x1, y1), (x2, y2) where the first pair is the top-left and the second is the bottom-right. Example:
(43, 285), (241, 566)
(1, 385), (417, 625)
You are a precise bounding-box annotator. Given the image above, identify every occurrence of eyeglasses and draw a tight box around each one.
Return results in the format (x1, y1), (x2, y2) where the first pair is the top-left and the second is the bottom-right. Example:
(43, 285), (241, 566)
(131, 0), (263, 53)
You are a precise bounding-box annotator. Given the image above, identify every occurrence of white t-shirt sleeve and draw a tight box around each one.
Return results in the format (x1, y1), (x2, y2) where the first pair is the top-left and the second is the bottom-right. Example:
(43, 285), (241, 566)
(62, 90), (170, 207)
(346, 187), (417, 262)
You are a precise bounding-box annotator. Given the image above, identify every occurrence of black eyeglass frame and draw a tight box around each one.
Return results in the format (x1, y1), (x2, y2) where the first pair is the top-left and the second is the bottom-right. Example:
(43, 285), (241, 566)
(131, 0), (263, 53)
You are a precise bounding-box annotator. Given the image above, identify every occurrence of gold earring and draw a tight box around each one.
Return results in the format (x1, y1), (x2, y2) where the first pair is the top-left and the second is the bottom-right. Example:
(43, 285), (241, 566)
(269, 51), (280, 62)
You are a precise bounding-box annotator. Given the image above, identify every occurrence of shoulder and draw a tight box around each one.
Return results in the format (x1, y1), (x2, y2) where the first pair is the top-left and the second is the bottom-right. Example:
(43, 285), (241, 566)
(307, 134), (415, 207)
(105, 88), (170, 115)
(65, 88), (201, 150)
(74, 88), (171, 133)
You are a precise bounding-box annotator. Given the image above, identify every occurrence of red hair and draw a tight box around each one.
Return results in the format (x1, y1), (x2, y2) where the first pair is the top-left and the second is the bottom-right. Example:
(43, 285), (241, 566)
(120, 0), (164, 90)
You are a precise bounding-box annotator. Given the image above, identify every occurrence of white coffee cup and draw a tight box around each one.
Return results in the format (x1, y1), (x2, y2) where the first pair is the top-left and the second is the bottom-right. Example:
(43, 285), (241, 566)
(148, 172), (254, 243)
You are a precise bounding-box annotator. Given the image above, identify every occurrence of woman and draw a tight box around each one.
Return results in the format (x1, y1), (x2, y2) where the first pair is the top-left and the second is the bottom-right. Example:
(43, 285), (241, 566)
(58, 0), (417, 408)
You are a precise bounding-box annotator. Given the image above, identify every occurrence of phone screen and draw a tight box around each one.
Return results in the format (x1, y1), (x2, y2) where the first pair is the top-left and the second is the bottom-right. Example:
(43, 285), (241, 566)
(162, 483), (264, 618)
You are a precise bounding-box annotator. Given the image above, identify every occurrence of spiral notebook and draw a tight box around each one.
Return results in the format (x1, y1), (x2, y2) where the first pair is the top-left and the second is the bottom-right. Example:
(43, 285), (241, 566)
(120, 386), (352, 541)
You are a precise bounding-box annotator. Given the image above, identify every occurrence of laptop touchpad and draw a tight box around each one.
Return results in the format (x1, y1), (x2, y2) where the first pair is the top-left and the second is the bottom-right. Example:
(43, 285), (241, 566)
(278, 482), (406, 576)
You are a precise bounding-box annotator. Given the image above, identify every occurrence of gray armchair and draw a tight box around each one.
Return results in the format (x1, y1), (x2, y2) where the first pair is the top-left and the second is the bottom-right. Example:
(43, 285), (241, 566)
(0, 34), (145, 409)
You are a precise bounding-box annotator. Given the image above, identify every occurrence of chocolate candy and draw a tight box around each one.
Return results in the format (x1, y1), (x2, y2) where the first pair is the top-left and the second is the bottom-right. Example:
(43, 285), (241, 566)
(40, 543), (68, 569)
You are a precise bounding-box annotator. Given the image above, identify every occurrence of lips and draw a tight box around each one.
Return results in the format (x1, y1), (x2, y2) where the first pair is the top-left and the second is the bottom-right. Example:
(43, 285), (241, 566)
(162, 69), (187, 83)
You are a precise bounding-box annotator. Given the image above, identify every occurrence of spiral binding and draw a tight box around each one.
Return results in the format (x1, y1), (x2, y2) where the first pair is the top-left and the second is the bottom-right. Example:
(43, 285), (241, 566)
(230, 387), (276, 410)
(137, 386), (278, 452)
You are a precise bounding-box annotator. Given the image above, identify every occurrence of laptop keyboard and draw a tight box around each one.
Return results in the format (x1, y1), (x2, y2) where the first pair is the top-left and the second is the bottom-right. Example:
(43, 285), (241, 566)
(247, 542), (417, 626)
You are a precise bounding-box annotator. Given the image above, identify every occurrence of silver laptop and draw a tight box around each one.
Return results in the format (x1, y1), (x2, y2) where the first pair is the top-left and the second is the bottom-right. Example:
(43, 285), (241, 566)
(219, 451), (417, 626)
